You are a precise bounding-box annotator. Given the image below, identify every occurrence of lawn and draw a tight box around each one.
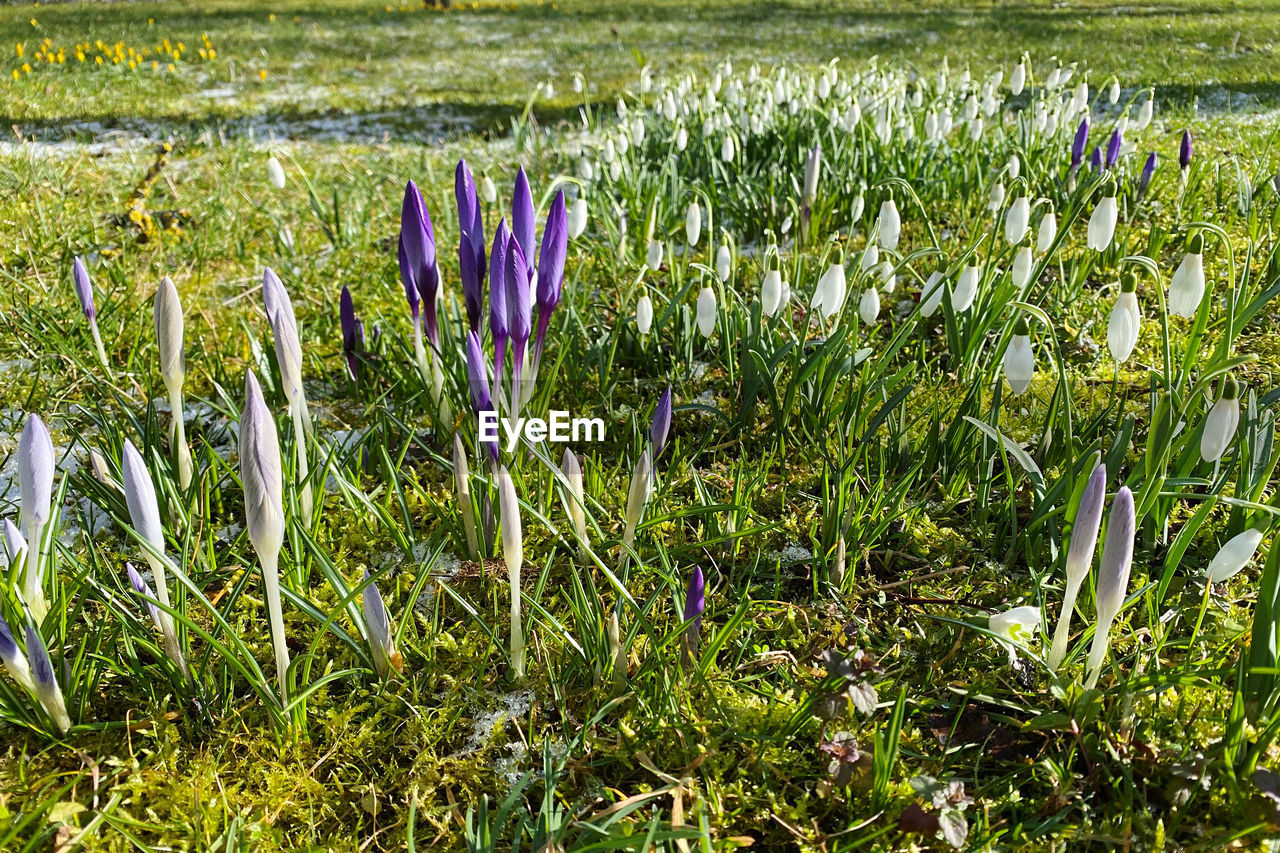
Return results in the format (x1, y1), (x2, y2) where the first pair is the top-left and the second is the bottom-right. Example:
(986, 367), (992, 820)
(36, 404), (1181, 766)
(1, 0), (1280, 850)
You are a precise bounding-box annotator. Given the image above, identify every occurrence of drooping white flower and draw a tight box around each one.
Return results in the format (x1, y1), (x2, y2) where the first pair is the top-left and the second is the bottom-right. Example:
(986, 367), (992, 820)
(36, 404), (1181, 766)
(716, 244), (731, 282)
(1003, 318), (1034, 395)
(1107, 275), (1141, 363)
(877, 196), (901, 251)
(1207, 527), (1265, 583)
(1036, 212), (1058, 252)
(568, 197), (588, 239)
(685, 202), (701, 247)
(989, 605), (1040, 664)
(1200, 378), (1240, 463)
(987, 181), (1005, 214)
(636, 294), (653, 335)
(762, 269), (783, 317)
(696, 285), (717, 337)
(1010, 60), (1026, 96)
(811, 263), (847, 319)
(646, 239), (663, 271)
(951, 263), (980, 312)
(859, 286), (880, 325)
(267, 156), (286, 190)
(1087, 183), (1119, 251)
(920, 268), (946, 318)
(1005, 195), (1030, 245)
(1168, 234), (1206, 318)
(1012, 246), (1034, 290)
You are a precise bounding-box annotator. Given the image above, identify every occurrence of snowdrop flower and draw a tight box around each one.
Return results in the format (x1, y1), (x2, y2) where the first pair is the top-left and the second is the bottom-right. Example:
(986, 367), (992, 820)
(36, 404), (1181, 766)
(1037, 211), (1058, 252)
(636, 293), (653, 336)
(860, 243), (879, 275)
(920, 266), (946, 318)
(811, 262), (848, 319)
(675, 125), (688, 151)
(240, 371), (290, 707)
(18, 414), (53, 619)
(646, 239), (664, 271)
(1107, 274), (1141, 363)
(496, 466), (525, 680)
(879, 260), (896, 294)
(989, 606), (1040, 664)
(1007, 153), (1021, 180)
(686, 202), (701, 247)
(951, 262), (980, 313)
(362, 570), (402, 679)
(877, 194), (901, 251)
(1084, 487), (1135, 690)
(1200, 377), (1240, 463)
(720, 134), (735, 162)
(568, 197), (588, 239)
(1135, 96), (1153, 131)
(1003, 318), (1034, 395)
(453, 435), (479, 560)
(987, 181), (1005, 214)
(1012, 245), (1034, 290)
(1005, 194), (1030, 245)
(716, 244), (731, 282)
(1207, 527), (1265, 583)
(26, 625), (70, 733)
(802, 144), (822, 214)
(1086, 182), (1118, 251)
(696, 285), (717, 337)
(850, 188), (865, 225)
(154, 276), (192, 489)
(859, 286), (880, 325)
(262, 267), (313, 522)
(1010, 59), (1026, 96)
(1049, 463), (1107, 670)
(480, 175), (498, 204)
(267, 156), (286, 189)
(968, 116), (984, 141)
(760, 268), (782, 318)
(1168, 233), (1205, 318)
(1108, 78), (1121, 104)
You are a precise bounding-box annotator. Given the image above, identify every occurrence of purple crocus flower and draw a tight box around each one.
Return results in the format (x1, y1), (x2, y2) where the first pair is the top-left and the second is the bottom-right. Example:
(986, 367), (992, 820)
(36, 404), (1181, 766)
(456, 160), (486, 333)
(465, 330), (499, 462)
(1089, 145), (1103, 172)
(652, 386), (672, 456)
(511, 167), (536, 280)
(490, 219), (510, 394)
(532, 190), (567, 372)
(683, 565), (705, 633)
(126, 562), (163, 631)
(398, 235), (419, 319)
(1138, 152), (1157, 198)
(1071, 118), (1089, 170)
(340, 285), (358, 381)
(505, 235), (533, 402)
(1180, 129), (1193, 171)
(72, 256), (95, 320)
(400, 180), (440, 347)
(1105, 128), (1122, 169)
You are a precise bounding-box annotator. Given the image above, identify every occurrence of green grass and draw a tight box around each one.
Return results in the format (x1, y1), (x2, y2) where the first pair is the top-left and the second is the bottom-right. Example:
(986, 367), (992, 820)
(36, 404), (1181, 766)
(1, 1), (1280, 851)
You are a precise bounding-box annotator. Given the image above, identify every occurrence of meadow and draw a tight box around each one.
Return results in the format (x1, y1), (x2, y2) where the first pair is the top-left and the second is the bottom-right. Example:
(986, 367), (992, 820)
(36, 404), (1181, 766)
(3, 0), (1280, 850)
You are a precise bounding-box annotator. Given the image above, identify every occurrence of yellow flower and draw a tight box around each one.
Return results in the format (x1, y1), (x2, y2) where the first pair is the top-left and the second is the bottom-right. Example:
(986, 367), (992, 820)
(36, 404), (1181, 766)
(10, 69), (17, 80)
(167, 63), (175, 72)
(258, 69), (267, 80)
(15, 43), (24, 58)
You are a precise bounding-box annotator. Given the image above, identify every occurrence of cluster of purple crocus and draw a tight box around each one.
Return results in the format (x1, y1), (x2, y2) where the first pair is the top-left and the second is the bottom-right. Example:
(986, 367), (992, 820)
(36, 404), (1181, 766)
(393, 160), (568, 459)
(1067, 116), (1160, 201)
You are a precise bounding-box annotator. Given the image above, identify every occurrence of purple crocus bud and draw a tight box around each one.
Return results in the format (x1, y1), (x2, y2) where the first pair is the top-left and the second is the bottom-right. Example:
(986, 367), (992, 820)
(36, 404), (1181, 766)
(1084, 486), (1135, 689)
(505, 235), (533, 400)
(0, 615), (33, 693)
(361, 569), (401, 678)
(72, 256), (95, 320)
(400, 180), (440, 345)
(1048, 462), (1107, 670)
(489, 219), (510, 391)
(127, 562), (163, 631)
(340, 285), (358, 381)
(26, 623), (70, 733)
(683, 565), (706, 634)
(465, 330), (492, 414)
(1089, 145), (1103, 172)
(456, 159), (486, 333)
(1180, 129), (1193, 171)
(1138, 152), (1157, 198)
(1105, 128), (1122, 169)
(511, 166), (536, 278)
(1070, 118), (1089, 170)
(398, 235), (419, 319)
(532, 191), (568, 371)
(651, 386), (672, 456)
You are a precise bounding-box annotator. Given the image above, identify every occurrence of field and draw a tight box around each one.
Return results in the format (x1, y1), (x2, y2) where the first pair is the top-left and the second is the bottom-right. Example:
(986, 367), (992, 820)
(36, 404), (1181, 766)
(3, 0), (1280, 850)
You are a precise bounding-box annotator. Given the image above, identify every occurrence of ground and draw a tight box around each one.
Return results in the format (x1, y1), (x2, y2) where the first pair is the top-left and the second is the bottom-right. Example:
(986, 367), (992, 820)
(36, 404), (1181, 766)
(0, 0), (1279, 851)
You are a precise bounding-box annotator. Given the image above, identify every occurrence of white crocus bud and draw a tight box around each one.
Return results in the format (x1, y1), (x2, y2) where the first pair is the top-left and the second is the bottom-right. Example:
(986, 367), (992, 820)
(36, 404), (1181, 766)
(1048, 463), (1107, 670)
(1168, 234), (1206, 318)
(1107, 274), (1141, 363)
(685, 202), (701, 247)
(716, 244), (731, 282)
(240, 371), (290, 707)
(951, 263), (980, 312)
(1087, 182), (1119, 251)
(1084, 487), (1135, 690)
(262, 267), (312, 523)
(636, 294), (654, 335)
(1005, 195), (1030, 245)
(762, 269), (783, 317)
(18, 414), (53, 620)
(267, 156), (286, 190)
(453, 435), (479, 560)
(568, 197), (588, 239)
(1012, 245), (1034, 289)
(1003, 318), (1034, 395)
(877, 196), (901, 251)
(155, 276), (193, 489)
(859, 286), (880, 325)
(920, 268), (946, 317)
(1037, 211), (1058, 252)
(497, 465), (525, 680)
(1200, 378), (1240, 463)
(696, 285), (718, 337)
(561, 449), (588, 554)
(1207, 527), (1265, 583)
